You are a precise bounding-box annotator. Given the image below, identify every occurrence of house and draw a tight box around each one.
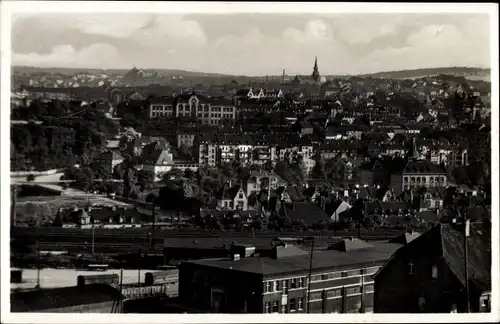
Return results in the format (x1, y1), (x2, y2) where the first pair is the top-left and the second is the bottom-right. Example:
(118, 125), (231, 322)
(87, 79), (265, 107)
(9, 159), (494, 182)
(142, 149), (174, 181)
(149, 97), (175, 118)
(178, 238), (402, 313)
(217, 182), (248, 211)
(52, 206), (146, 229)
(177, 130), (197, 149)
(93, 150), (124, 174)
(246, 171), (287, 195)
(330, 200), (352, 222)
(374, 222), (491, 313)
(150, 94), (237, 125)
(400, 160), (448, 194)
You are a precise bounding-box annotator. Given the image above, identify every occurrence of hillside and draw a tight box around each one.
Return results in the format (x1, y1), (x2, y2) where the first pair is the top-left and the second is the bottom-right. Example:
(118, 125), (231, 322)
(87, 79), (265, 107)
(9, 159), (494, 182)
(12, 66), (244, 78)
(356, 67), (491, 80)
(13, 66), (491, 82)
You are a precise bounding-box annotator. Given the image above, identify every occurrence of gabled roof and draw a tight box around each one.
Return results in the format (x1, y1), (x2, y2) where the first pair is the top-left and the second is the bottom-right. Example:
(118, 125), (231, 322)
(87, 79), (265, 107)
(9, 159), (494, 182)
(375, 222), (491, 292)
(328, 238), (373, 252)
(281, 202), (330, 225)
(403, 160), (447, 174)
(219, 184), (244, 200)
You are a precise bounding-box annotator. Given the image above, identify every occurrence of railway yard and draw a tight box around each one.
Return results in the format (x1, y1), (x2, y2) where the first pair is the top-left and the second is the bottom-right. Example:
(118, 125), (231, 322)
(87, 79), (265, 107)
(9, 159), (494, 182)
(11, 227), (402, 254)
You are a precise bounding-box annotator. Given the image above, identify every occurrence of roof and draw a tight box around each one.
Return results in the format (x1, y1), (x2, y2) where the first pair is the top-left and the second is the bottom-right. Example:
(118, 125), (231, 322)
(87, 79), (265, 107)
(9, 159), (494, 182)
(403, 160), (447, 174)
(186, 241), (402, 277)
(441, 222), (491, 290)
(281, 202), (331, 225)
(219, 184), (243, 200)
(328, 238), (373, 252)
(375, 222), (491, 291)
(389, 231), (422, 245)
(11, 284), (122, 312)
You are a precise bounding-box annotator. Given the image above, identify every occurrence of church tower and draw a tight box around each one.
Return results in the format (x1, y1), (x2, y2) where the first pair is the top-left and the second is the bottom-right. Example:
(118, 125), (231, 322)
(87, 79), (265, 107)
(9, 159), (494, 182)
(311, 56), (321, 83)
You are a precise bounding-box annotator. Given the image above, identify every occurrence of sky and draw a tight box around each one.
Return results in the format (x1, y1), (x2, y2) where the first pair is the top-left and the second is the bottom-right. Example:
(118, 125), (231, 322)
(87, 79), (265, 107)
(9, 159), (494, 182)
(11, 13), (491, 76)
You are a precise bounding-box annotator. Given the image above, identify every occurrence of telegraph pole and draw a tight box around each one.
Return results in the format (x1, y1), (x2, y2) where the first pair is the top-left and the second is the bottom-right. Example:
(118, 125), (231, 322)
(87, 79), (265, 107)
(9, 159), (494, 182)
(464, 217), (470, 313)
(120, 268), (124, 313)
(92, 221), (95, 255)
(35, 239), (40, 289)
(150, 201), (156, 250)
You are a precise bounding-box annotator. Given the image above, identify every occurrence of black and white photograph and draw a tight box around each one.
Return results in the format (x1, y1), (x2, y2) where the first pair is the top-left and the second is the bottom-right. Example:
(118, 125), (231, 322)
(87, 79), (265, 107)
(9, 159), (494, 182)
(1, 1), (498, 322)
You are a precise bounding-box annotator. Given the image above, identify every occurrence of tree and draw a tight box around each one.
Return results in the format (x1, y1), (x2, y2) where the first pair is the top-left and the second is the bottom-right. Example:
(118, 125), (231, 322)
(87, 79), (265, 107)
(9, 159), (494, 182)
(123, 168), (137, 198)
(145, 192), (158, 203)
(310, 153), (326, 180)
(184, 168), (194, 179)
(137, 170), (154, 196)
(158, 183), (184, 209)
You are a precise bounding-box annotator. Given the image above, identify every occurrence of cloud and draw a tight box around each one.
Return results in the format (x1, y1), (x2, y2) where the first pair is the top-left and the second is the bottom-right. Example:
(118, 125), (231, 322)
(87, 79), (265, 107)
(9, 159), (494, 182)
(361, 20), (490, 73)
(72, 15), (155, 38)
(11, 13), (490, 75)
(13, 44), (121, 68)
(333, 15), (403, 44)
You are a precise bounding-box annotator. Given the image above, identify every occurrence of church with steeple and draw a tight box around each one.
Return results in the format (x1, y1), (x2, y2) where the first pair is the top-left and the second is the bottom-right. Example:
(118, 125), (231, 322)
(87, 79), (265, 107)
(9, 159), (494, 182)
(291, 57), (324, 86)
(311, 56), (321, 83)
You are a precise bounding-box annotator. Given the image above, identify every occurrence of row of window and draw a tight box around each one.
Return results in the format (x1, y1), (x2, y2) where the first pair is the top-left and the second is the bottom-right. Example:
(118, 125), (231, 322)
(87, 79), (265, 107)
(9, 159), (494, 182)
(403, 176), (446, 183)
(150, 112), (174, 117)
(151, 105), (173, 111)
(310, 284), (375, 301)
(195, 113), (234, 119)
(310, 267), (379, 283)
(264, 298), (304, 313)
(264, 277), (306, 293)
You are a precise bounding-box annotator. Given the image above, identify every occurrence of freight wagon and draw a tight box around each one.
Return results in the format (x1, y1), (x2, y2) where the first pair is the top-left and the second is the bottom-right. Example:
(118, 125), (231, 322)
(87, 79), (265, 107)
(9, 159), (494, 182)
(144, 270), (179, 286)
(77, 274), (119, 287)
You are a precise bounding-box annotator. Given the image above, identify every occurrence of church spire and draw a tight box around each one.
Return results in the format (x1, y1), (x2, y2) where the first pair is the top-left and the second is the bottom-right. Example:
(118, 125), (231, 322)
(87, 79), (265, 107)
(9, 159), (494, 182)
(311, 56), (320, 83)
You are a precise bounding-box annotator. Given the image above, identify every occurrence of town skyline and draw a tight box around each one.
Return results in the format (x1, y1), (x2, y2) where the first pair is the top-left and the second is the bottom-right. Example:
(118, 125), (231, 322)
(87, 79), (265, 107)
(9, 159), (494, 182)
(11, 13), (491, 76)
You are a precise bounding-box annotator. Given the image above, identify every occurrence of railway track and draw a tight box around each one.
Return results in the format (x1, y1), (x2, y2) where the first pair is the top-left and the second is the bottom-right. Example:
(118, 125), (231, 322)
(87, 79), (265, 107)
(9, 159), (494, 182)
(12, 227), (402, 239)
(11, 227), (403, 255)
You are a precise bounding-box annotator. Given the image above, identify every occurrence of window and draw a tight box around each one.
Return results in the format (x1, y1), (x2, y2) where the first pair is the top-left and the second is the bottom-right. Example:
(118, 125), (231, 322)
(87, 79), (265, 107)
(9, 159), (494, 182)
(327, 289), (342, 298)
(408, 261), (415, 275)
(431, 265), (438, 279)
(347, 286), (361, 295)
(341, 271), (348, 278)
(440, 177), (445, 182)
(282, 280), (289, 293)
(404, 177), (409, 182)
(347, 270), (362, 276)
(364, 284), (374, 293)
(289, 298), (296, 311)
(272, 301), (279, 313)
(297, 297), (304, 310)
(265, 282), (271, 293)
(290, 278), (297, 289)
(264, 302), (270, 313)
(310, 292), (322, 300)
(298, 277), (305, 288)
(239, 193), (244, 199)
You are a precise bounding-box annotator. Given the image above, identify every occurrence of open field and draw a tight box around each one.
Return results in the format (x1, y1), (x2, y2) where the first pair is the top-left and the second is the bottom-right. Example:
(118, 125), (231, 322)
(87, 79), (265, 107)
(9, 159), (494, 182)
(15, 195), (132, 224)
